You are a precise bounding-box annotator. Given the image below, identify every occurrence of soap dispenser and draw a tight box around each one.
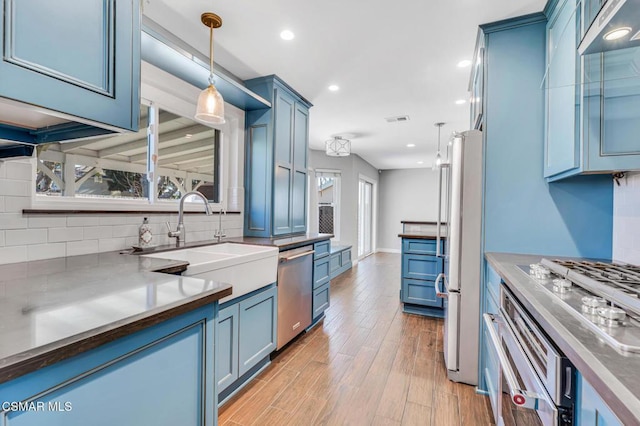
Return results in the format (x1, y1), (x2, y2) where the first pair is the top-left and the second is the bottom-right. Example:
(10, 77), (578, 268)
(139, 217), (153, 248)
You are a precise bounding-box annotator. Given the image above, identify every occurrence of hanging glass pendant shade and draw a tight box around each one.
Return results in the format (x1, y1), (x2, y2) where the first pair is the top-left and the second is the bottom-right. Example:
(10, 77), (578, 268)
(194, 12), (225, 125)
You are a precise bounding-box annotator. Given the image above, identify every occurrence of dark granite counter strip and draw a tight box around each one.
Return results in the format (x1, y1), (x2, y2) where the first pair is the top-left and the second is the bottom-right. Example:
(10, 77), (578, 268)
(398, 232), (447, 239)
(226, 233), (334, 251)
(401, 221), (447, 225)
(0, 252), (231, 384)
(486, 252), (640, 425)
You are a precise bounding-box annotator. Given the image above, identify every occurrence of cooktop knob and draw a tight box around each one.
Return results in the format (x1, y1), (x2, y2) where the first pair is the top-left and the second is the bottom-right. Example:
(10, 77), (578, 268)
(552, 278), (572, 293)
(581, 296), (607, 314)
(597, 307), (626, 327)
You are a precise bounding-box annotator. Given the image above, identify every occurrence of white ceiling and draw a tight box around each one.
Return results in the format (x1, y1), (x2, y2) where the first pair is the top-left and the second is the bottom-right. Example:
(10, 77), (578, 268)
(144, 0), (545, 170)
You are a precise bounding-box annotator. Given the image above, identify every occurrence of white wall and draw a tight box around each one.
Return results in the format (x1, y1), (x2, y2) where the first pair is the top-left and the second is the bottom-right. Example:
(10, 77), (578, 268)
(377, 168), (440, 252)
(613, 171), (640, 264)
(308, 150), (378, 253)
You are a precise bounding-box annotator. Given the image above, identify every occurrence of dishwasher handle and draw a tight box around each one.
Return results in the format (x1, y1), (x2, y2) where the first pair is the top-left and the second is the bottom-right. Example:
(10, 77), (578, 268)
(279, 250), (315, 263)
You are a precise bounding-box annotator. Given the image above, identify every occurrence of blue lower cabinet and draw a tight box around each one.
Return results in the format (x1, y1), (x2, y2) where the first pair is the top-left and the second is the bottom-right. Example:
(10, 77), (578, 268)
(576, 373), (622, 426)
(482, 317), (500, 424)
(313, 281), (331, 319)
(216, 284), (277, 400)
(402, 278), (442, 308)
(314, 240), (330, 259)
(238, 286), (277, 376)
(0, 305), (216, 426)
(400, 238), (444, 317)
(217, 304), (239, 393)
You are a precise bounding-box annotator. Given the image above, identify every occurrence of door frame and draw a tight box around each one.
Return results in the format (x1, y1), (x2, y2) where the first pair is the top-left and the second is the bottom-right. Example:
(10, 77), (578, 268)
(357, 173), (377, 260)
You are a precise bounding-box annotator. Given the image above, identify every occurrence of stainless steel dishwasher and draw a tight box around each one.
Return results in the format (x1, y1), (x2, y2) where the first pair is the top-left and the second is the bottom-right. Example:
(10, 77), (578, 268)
(276, 245), (314, 349)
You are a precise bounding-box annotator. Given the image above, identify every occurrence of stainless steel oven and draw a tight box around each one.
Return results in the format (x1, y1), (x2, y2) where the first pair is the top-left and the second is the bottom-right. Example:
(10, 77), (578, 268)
(483, 285), (575, 425)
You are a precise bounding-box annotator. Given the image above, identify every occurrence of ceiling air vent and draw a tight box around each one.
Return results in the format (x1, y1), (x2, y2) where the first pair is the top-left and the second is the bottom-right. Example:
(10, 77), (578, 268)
(385, 115), (410, 123)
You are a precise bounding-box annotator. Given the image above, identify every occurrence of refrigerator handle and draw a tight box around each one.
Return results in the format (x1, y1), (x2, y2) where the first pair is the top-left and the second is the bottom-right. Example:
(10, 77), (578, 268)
(436, 163), (450, 258)
(435, 273), (448, 299)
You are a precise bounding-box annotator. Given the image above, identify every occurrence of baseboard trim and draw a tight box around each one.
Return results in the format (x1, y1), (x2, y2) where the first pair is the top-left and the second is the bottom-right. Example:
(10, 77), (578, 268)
(376, 248), (401, 254)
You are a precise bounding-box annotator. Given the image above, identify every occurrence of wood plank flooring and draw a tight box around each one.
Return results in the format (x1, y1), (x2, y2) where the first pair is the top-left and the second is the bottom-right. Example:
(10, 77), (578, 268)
(219, 252), (494, 426)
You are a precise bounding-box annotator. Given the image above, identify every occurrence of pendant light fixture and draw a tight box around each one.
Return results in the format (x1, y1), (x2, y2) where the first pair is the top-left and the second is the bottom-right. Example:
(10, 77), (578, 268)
(325, 136), (351, 157)
(195, 12), (225, 125)
(434, 122), (445, 166)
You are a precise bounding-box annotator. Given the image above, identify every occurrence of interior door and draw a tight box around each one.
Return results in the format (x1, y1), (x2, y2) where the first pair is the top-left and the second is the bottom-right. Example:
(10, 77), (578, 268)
(358, 179), (373, 258)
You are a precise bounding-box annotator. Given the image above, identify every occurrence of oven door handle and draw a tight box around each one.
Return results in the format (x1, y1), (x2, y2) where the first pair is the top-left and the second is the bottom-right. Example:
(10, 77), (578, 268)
(483, 313), (553, 410)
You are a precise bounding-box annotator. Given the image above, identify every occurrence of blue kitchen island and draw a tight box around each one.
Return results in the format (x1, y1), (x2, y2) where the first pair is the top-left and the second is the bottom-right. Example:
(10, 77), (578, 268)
(0, 252), (232, 426)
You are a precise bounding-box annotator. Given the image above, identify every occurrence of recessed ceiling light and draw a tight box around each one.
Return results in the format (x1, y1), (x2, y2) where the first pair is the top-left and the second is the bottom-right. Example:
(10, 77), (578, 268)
(455, 99), (467, 105)
(604, 27), (632, 41)
(417, 161), (424, 165)
(328, 85), (340, 92)
(280, 30), (295, 41)
(407, 143), (416, 148)
(457, 59), (472, 68)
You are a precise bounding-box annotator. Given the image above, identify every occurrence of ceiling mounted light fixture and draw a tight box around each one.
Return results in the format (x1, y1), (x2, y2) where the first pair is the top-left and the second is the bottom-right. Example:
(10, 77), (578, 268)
(328, 84), (340, 92)
(280, 30), (295, 40)
(325, 136), (351, 157)
(434, 122), (445, 167)
(194, 12), (225, 125)
(603, 27), (632, 41)
(457, 59), (472, 68)
(455, 99), (466, 105)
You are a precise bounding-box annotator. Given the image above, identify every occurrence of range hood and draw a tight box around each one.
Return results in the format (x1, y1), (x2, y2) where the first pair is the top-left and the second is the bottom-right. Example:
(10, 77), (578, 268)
(579, 0), (640, 55)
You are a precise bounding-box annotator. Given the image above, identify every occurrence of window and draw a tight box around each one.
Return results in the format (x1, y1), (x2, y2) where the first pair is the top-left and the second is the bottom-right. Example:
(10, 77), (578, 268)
(35, 104), (221, 205)
(315, 170), (340, 241)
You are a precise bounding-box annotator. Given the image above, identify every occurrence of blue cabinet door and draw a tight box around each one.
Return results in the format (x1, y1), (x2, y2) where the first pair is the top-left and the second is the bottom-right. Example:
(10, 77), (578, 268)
(312, 281), (330, 319)
(238, 286), (277, 377)
(576, 373), (622, 425)
(544, 0), (580, 178)
(273, 164), (292, 235)
(583, 47), (640, 172)
(401, 278), (443, 308)
(217, 304), (239, 393)
(314, 256), (331, 290)
(0, 0), (140, 132)
(403, 254), (442, 281)
(291, 104), (308, 233)
(314, 240), (331, 259)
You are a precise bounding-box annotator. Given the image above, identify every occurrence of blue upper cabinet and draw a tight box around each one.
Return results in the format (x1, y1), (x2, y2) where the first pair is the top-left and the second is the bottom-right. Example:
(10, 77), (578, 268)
(0, 0), (140, 133)
(244, 75), (312, 237)
(544, 0), (580, 178)
(544, 0), (640, 181)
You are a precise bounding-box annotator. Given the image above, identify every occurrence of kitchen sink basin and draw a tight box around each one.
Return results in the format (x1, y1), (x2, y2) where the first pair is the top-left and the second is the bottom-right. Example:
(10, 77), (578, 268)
(143, 243), (278, 302)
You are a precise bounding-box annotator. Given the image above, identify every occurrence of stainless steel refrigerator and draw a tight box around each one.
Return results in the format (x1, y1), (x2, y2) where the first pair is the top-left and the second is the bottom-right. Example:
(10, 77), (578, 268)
(434, 129), (483, 385)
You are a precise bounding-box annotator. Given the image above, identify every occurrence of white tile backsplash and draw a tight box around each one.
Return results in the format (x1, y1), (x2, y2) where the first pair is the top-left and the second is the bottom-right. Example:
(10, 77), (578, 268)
(67, 215), (100, 227)
(28, 216), (68, 229)
(66, 240), (99, 257)
(48, 227), (84, 243)
(613, 172), (640, 265)
(83, 226), (113, 240)
(5, 229), (47, 246)
(0, 231), (4, 247)
(4, 196), (31, 213)
(28, 243), (66, 261)
(0, 179), (30, 196)
(0, 246), (27, 264)
(6, 161), (34, 181)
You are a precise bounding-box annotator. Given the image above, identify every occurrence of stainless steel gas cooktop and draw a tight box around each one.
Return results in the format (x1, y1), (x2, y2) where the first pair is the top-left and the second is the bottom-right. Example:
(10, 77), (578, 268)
(518, 259), (640, 353)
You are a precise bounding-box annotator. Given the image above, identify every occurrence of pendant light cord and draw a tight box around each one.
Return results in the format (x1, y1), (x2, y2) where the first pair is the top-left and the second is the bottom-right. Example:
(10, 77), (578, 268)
(208, 25), (215, 85)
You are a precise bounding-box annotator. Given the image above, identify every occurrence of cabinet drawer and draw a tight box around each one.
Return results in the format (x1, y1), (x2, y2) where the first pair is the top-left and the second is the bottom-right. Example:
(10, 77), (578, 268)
(402, 278), (443, 308)
(403, 254), (442, 281)
(314, 240), (330, 259)
(313, 281), (330, 319)
(313, 257), (330, 289)
(402, 238), (442, 255)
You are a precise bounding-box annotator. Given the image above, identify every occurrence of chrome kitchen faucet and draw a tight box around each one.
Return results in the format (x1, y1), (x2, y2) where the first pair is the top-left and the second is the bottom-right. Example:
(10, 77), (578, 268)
(166, 191), (212, 246)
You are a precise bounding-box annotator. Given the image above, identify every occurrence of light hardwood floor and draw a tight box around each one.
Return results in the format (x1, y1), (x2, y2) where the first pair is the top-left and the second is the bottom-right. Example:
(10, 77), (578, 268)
(219, 252), (494, 425)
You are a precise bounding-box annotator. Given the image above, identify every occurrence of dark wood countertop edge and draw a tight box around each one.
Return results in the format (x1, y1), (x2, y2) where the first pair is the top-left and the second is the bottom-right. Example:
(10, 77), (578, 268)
(0, 285), (232, 385)
(401, 221), (447, 225)
(23, 209), (241, 215)
(485, 252), (639, 425)
(276, 236), (333, 251)
(398, 233), (446, 239)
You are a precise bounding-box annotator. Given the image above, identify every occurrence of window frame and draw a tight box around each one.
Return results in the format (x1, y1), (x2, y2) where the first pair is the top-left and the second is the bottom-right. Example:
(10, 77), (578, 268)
(29, 63), (241, 213)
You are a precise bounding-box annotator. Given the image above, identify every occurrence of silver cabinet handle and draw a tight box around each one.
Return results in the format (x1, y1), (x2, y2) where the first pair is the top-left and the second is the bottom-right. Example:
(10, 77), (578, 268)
(279, 250), (315, 263)
(482, 314), (551, 410)
(435, 273), (448, 299)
